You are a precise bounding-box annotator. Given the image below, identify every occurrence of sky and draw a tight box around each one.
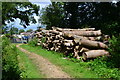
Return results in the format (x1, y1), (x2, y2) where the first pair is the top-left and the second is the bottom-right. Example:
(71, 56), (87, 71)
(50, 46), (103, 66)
(6, 0), (52, 31)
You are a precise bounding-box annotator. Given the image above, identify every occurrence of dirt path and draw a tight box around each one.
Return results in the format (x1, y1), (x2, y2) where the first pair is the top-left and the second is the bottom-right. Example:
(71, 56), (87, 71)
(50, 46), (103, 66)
(16, 44), (70, 78)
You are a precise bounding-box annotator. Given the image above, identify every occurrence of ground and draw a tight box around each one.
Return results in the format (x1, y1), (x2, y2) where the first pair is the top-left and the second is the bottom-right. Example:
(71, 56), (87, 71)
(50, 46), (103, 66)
(16, 44), (70, 78)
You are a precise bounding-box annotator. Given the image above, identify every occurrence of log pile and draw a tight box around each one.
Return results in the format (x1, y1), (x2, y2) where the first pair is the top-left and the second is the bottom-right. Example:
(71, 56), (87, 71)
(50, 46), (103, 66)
(35, 27), (110, 60)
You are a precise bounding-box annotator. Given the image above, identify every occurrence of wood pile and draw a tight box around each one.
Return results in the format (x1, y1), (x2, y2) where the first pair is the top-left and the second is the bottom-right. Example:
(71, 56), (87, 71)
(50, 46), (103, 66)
(35, 27), (110, 60)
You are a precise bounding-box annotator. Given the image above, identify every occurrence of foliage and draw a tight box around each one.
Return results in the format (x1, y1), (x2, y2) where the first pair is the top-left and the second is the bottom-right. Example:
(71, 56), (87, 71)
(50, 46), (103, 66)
(103, 22), (120, 36)
(40, 2), (120, 35)
(41, 37), (46, 43)
(2, 36), (11, 49)
(108, 35), (120, 68)
(87, 35), (120, 79)
(40, 2), (65, 29)
(2, 24), (19, 35)
(63, 2), (120, 33)
(19, 29), (25, 34)
(2, 36), (21, 79)
(2, 2), (40, 28)
(26, 29), (33, 32)
(88, 57), (120, 79)
(10, 27), (19, 34)
(28, 37), (38, 47)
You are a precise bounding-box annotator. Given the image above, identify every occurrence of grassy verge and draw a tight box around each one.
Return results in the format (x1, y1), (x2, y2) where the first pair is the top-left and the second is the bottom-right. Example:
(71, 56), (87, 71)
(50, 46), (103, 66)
(17, 48), (44, 78)
(20, 44), (99, 78)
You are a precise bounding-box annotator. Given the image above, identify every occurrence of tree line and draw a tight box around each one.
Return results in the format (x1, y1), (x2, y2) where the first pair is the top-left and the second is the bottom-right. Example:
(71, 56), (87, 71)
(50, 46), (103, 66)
(40, 2), (120, 36)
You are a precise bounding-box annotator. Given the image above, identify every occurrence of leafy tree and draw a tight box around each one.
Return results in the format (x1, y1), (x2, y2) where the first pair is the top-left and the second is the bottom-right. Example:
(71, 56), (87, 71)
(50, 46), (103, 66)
(2, 25), (8, 34)
(26, 29), (33, 32)
(2, 2), (40, 28)
(19, 29), (25, 34)
(63, 2), (120, 35)
(40, 2), (65, 29)
(2, 24), (18, 35)
(40, 2), (120, 35)
(10, 27), (18, 34)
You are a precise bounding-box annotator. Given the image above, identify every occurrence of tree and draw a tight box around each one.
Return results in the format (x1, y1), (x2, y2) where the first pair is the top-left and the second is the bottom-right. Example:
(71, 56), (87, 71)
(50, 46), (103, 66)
(63, 2), (120, 35)
(2, 25), (8, 34)
(40, 2), (65, 29)
(2, 2), (40, 28)
(40, 2), (120, 35)
(10, 27), (18, 34)
(19, 29), (25, 34)
(26, 29), (33, 32)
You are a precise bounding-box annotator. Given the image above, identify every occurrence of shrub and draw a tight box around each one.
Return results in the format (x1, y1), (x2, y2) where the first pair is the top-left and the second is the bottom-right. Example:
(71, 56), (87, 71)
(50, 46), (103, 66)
(88, 57), (120, 79)
(88, 35), (120, 79)
(41, 37), (46, 43)
(2, 36), (21, 79)
(28, 37), (38, 47)
(2, 36), (11, 49)
(108, 35), (120, 68)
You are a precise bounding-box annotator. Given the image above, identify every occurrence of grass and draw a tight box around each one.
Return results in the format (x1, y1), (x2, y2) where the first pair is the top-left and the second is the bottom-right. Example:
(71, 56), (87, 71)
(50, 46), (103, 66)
(20, 44), (99, 78)
(17, 48), (44, 78)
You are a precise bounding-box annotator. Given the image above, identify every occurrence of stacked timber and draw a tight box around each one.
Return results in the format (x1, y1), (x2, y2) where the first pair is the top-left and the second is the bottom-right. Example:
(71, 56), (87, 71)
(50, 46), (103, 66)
(35, 27), (110, 60)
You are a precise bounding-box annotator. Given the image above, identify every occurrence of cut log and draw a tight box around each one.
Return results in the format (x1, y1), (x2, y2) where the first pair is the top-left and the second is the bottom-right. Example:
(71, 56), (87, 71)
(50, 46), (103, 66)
(80, 47), (89, 52)
(41, 30), (49, 33)
(82, 50), (110, 60)
(52, 27), (95, 31)
(74, 51), (80, 59)
(52, 40), (60, 43)
(64, 43), (71, 46)
(49, 30), (63, 35)
(63, 30), (102, 37)
(80, 39), (108, 49)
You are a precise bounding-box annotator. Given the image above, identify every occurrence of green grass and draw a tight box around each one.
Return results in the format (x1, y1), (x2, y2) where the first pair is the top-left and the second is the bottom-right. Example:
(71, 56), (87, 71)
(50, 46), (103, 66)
(17, 48), (44, 78)
(20, 44), (99, 78)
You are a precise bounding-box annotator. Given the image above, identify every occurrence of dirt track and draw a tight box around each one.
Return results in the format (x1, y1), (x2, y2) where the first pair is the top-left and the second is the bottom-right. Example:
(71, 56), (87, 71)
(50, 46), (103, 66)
(16, 44), (70, 78)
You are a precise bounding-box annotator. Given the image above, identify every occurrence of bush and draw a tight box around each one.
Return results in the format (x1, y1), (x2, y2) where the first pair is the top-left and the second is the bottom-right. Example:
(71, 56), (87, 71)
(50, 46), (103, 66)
(2, 36), (21, 79)
(108, 35), (120, 68)
(88, 35), (120, 79)
(88, 57), (120, 79)
(28, 37), (38, 47)
(2, 36), (11, 49)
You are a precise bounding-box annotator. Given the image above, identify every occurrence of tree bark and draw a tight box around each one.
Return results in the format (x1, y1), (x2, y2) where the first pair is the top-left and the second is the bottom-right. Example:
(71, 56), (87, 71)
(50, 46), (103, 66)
(63, 30), (101, 37)
(52, 27), (95, 31)
(80, 39), (108, 49)
(82, 50), (109, 60)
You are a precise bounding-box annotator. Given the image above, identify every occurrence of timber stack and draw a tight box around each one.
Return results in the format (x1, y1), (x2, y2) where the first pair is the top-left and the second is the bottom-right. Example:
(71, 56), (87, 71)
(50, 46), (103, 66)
(35, 27), (110, 60)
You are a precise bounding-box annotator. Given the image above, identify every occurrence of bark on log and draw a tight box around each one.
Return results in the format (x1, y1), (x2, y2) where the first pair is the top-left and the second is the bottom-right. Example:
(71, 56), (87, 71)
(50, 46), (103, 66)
(80, 39), (108, 49)
(64, 43), (72, 46)
(63, 30), (102, 37)
(52, 27), (95, 31)
(80, 47), (89, 52)
(41, 30), (49, 33)
(52, 40), (60, 43)
(82, 50), (109, 60)
(49, 30), (63, 35)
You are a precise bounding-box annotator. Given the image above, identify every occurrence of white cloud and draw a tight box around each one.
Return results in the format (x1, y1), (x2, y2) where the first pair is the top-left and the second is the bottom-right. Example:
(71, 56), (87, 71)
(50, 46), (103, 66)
(112, 0), (118, 3)
(6, 0), (51, 31)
